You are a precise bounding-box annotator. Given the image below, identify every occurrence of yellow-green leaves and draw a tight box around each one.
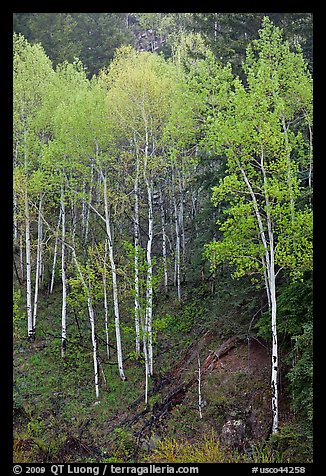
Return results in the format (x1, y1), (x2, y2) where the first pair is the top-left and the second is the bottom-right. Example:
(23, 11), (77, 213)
(205, 18), (313, 282)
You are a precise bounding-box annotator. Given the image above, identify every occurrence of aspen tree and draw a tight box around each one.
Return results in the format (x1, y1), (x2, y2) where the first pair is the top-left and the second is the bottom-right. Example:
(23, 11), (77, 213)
(103, 46), (178, 388)
(13, 34), (54, 340)
(205, 18), (312, 433)
(102, 171), (126, 381)
(134, 141), (141, 356)
(102, 240), (110, 360)
(32, 194), (43, 331)
(159, 188), (168, 292)
(49, 208), (62, 294)
(60, 186), (67, 358)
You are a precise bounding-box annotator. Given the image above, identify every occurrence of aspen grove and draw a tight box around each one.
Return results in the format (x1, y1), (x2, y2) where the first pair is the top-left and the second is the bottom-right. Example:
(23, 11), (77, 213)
(13, 16), (312, 457)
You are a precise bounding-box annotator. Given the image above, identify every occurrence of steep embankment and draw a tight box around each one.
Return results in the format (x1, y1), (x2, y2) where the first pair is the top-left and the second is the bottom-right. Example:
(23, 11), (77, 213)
(105, 331), (273, 459)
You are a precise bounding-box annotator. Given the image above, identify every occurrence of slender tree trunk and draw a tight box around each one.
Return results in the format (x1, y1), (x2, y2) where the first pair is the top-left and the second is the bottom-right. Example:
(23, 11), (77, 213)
(50, 208), (62, 294)
(142, 319), (150, 405)
(260, 151), (279, 433)
(61, 187), (67, 358)
(172, 170), (181, 302)
(71, 199), (77, 245)
(262, 255), (271, 310)
(71, 247), (100, 400)
(87, 286), (100, 400)
(84, 161), (94, 244)
(32, 195), (43, 331)
(39, 227), (44, 285)
(169, 192), (175, 256)
(14, 142), (19, 245)
(145, 178), (154, 376)
(269, 245), (279, 433)
(25, 190), (33, 340)
(14, 192), (18, 245)
(24, 128), (33, 341)
(159, 188), (168, 293)
(306, 114), (313, 205)
(134, 151), (141, 356)
(239, 158), (279, 433)
(103, 240), (110, 360)
(81, 181), (86, 237)
(197, 353), (203, 419)
(178, 169), (186, 283)
(143, 127), (154, 377)
(19, 234), (24, 281)
(214, 13), (218, 41)
(103, 174), (126, 381)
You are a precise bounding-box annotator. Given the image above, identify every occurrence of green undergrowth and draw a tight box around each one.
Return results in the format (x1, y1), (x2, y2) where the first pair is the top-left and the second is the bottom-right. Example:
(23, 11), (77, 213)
(13, 277), (312, 463)
(142, 430), (291, 463)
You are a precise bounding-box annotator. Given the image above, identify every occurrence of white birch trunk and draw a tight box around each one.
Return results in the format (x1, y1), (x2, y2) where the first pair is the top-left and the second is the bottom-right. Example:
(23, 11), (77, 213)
(39, 230), (44, 285)
(25, 187), (33, 340)
(84, 161), (94, 243)
(306, 115), (313, 205)
(145, 179), (154, 376)
(261, 153), (279, 434)
(14, 192), (18, 245)
(70, 247), (100, 400)
(134, 153), (141, 356)
(61, 188), (67, 358)
(103, 174), (126, 381)
(142, 323), (150, 405)
(197, 354), (203, 419)
(239, 158), (279, 433)
(24, 127), (33, 341)
(178, 169), (186, 282)
(81, 182), (86, 237)
(159, 189), (168, 292)
(262, 255), (271, 310)
(50, 208), (62, 294)
(172, 172), (181, 302)
(71, 199), (77, 245)
(103, 240), (110, 360)
(269, 247), (279, 433)
(32, 196), (43, 331)
(143, 126), (154, 377)
(20, 234), (24, 281)
(169, 195), (175, 255)
(87, 289), (100, 400)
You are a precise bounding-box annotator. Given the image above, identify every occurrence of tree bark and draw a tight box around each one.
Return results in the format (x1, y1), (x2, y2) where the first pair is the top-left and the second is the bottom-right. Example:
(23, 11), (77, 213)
(24, 128), (33, 341)
(32, 195), (43, 332)
(84, 160), (94, 243)
(71, 247), (100, 400)
(239, 155), (279, 433)
(61, 187), (67, 358)
(103, 173), (126, 381)
(172, 170), (181, 302)
(134, 149), (141, 356)
(103, 240), (110, 360)
(145, 178), (154, 376)
(50, 208), (62, 294)
(143, 127), (154, 377)
(14, 192), (18, 245)
(19, 234), (24, 282)
(159, 188), (168, 293)
(178, 168), (186, 283)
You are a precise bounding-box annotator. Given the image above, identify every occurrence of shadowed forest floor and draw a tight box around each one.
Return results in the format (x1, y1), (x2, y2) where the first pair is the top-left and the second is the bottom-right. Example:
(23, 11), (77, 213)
(13, 279), (304, 463)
